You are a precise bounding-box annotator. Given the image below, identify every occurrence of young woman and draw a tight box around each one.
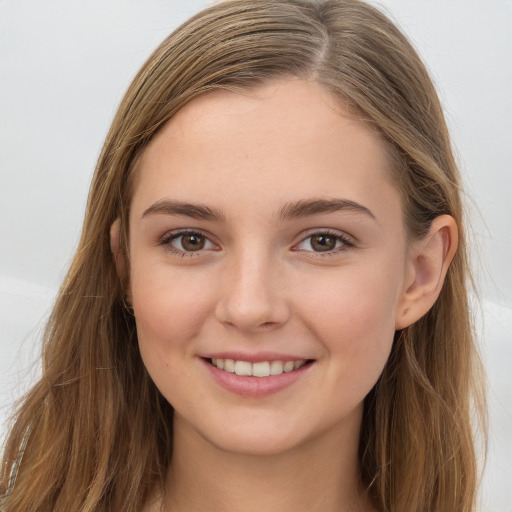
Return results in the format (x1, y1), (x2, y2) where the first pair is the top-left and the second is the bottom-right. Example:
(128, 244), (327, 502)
(0, 0), (486, 510)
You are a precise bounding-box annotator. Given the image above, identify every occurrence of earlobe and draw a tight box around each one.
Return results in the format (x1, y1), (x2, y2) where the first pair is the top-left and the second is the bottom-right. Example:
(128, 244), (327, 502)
(395, 215), (458, 330)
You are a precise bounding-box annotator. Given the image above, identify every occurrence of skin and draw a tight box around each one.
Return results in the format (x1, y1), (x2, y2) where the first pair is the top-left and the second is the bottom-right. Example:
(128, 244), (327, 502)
(112, 79), (457, 511)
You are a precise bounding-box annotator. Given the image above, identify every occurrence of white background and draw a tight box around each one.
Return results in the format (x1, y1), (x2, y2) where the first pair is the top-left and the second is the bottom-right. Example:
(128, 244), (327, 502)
(0, 1), (510, 509)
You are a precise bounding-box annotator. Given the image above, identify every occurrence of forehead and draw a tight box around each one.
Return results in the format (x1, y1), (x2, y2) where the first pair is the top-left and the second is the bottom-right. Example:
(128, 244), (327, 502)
(131, 79), (401, 222)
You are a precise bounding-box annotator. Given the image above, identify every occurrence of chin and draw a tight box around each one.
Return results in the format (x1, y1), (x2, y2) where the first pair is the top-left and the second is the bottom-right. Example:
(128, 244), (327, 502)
(201, 428), (309, 457)
(178, 403), (363, 459)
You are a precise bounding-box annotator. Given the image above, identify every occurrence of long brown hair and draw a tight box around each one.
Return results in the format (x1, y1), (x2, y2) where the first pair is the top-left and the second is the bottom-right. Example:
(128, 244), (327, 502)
(1, 1), (485, 510)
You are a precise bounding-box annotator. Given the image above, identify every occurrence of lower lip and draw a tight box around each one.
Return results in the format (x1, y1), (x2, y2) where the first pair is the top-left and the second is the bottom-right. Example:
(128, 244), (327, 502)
(202, 359), (313, 397)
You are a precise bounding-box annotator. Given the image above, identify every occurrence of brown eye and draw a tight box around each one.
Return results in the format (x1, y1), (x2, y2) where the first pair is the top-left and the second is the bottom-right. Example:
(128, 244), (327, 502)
(294, 231), (353, 254)
(310, 234), (337, 252)
(164, 230), (216, 254)
(163, 230), (217, 256)
(180, 233), (206, 251)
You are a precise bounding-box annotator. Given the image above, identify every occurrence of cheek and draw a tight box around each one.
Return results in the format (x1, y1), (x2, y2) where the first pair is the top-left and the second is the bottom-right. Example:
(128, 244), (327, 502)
(131, 266), (215, 355)
(297, 263), (400, 383)
(131, 268), (217, 406)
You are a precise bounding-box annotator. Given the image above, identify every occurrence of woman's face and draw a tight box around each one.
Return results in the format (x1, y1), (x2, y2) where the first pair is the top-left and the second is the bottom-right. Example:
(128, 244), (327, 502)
(127, 79), (411, 455)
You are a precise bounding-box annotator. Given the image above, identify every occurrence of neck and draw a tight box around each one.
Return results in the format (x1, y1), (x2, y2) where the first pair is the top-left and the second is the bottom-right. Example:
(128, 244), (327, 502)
(161, 410), (374, 512)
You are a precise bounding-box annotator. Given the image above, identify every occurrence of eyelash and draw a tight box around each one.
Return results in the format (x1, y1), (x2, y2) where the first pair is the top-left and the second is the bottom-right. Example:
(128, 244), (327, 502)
(159, 229), (217, 257)
(159, 229), (355, 257)
(293, 230), (355, 256)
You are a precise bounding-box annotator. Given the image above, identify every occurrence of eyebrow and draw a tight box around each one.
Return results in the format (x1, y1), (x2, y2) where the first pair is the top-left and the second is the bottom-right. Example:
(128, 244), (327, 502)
(278, 198), (376, 221)
(141, 197), (375, 222)
(141, 199), (225, 221)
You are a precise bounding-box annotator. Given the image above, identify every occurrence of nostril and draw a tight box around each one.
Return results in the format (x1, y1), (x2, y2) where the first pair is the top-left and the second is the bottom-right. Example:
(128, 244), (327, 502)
(214, 288), (291, 331)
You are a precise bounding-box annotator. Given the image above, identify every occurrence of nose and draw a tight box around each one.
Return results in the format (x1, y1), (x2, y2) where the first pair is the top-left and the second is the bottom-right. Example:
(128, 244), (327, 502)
(214, 250), (291, 332)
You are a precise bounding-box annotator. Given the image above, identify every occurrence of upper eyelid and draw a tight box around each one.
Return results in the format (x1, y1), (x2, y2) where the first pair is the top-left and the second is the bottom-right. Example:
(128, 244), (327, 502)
(159, 228), (217, 244)
(294, 228), (356, 245)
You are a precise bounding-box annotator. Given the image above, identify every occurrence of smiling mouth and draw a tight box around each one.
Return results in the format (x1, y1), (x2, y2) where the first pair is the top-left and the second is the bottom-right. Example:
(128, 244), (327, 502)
(208, 358), (312, 377)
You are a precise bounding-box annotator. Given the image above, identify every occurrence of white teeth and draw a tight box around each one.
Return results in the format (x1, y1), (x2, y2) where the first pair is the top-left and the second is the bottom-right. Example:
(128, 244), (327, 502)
(283, 361), (294, 373)
(210, 358), (307, 377)
(234, 360), (252, 376)
(252, 361), (270, 377)
(224, 359), (235, 373)
(270, 361), (284, 375)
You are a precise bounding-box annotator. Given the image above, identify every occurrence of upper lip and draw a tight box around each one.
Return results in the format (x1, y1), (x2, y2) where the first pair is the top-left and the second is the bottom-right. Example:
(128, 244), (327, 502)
(200, 351), (313, 363)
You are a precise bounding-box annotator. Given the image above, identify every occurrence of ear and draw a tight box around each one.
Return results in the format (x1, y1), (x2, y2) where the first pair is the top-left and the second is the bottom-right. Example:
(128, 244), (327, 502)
(110, 218), (131, 302)
(395, 215), (458, 330)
